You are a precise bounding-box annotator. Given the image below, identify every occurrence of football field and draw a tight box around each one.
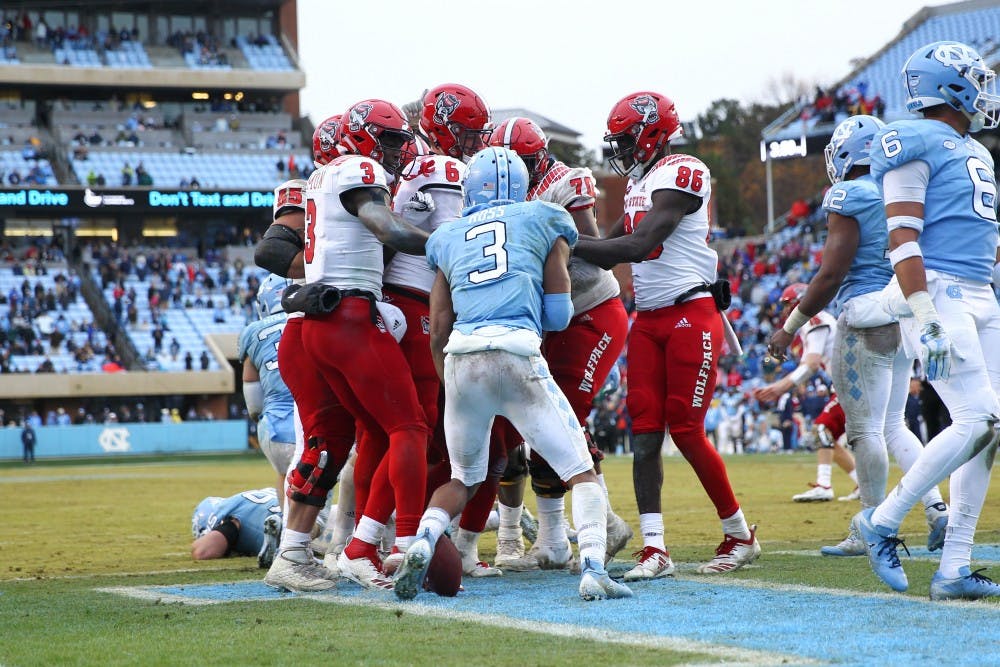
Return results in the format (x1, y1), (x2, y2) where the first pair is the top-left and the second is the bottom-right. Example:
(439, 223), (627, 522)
(2, 451), (999, 666)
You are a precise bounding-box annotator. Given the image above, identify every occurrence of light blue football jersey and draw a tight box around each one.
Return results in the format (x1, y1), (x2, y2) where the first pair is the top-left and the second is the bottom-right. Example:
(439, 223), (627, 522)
(822, 174), (893, 309)
(870, 120), (999, 283)
(191, 488), (281, 556)
(237, 313), (295, 444)
(426, 200), (578, 336)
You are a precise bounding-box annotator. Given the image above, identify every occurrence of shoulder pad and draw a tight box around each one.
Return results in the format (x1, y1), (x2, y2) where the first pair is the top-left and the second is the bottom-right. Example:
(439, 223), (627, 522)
(822, 178), (880, 218)
(273, 179), (307, 221)
(870, 121), (930, 183)
(323, 155), (389, 195)
(530, 162), (596, 211)
(647, 154), (710, 198)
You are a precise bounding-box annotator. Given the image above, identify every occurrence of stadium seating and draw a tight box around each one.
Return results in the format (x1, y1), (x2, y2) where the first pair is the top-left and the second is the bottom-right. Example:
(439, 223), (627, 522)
(103, 41), (152, 69)
(235, 35), (293, 71)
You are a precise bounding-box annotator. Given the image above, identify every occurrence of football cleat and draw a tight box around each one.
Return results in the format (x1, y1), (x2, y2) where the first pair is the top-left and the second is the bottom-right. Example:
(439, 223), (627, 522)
(820, 525), (865, 557)
(520, 506), (539, 545)
(258, 514), (282, 569)
(837, 487), (861, 502)
(457, 543), (502, 577)
(564, 515), (578, 543)
(697, 525), (762, 574)
(321, 549), (342, 578)
(393, 532), (433, 601)
(498, 539), (573, 572)
(337, 550), (394, 591)
(579, 558), (634, 601)
(929, 567), (1000, 601)
(793, 484), (834, 502)
(605, 511), (634, 562)
(623, 546), (675, 581)
(926, 504), (948, 552)
(854, 508), (908, 592)
(493, 537), (526, 567)
(264, 547), (336, 592)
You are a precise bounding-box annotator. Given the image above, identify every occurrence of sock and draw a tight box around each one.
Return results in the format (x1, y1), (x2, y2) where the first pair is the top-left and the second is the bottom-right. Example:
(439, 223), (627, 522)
(278, 528), (310, 554)
(394, 534), (414, 552)
(535, 496), (566, 547)
(497, 502), (522, 541)
(483, 508), (500, 533)
(596, 473), (612, 505)
(816, 463), (833, 488)
(848, 469), (858, 485)
(937, 447), (993, 578)
(453, 527), (480, 561)
(639, 513), (666, 551)
(416, 507), (451, 548)
(720, 508), (751, 540)
(343, 516), (384, 559)
(571, 481), (607, 569)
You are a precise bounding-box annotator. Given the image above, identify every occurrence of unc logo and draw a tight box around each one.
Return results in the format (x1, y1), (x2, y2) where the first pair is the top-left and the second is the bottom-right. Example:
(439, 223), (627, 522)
(933, 43), (980, 71)
(433, 92), (460, 124)
(348, 103), (373, 132)
(99, 426), (131, 453)
(943, 139), (957, 150)
(946, 284), (963, 300)
(630, 95), (659, 124)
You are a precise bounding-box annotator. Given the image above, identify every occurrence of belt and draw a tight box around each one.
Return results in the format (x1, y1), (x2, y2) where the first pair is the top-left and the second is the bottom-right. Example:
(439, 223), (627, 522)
(674, 284), (712, 306)
(384, 283), (430, 306)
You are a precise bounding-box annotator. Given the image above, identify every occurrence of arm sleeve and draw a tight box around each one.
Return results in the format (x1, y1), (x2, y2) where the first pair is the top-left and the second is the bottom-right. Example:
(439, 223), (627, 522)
(882, 160), (930, 205)
(541, 292), (573, 332)
(801, 326), (830, 358)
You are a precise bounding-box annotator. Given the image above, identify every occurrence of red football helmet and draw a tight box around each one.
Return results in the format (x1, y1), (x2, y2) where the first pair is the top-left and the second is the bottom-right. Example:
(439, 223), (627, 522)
(312, 114), (343, 168)
(419, 84), (491, 161)
(488, 117), (549, 187)
(339, 99), (415, 176)
(605, 91), (683, 177)
(780, 283), (808, 308)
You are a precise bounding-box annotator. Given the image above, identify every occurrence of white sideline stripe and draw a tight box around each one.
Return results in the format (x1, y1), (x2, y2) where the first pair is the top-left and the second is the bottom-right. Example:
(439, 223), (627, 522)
(99, 583), (816, 665)
(767, 548), (1000, 564)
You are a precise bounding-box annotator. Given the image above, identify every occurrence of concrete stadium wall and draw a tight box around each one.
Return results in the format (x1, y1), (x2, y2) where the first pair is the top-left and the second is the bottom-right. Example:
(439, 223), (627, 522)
(0, 64), (304, 91)
(1, 420), (248, 459)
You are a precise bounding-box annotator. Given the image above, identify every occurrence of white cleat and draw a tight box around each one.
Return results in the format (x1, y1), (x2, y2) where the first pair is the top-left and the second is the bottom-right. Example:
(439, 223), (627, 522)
(458, 545), (502, 577)
(493, 537), (526, 568)
(258, 514), (281, 569)
(393, 534), (432, 601)
(820, 525), (865, 557)
(579, 558), (633, 601)
(264, 547), (336, 592)
(499, 539), (573, 572)
(838, 486), (861, 502)
(623, 546), (675, 581)
(697, 524), (762, 574)
(605, 511), (634, 562)
(321, 549), (342, 577)
(793, 484), (834, 502)
(337, 550), (394, 591)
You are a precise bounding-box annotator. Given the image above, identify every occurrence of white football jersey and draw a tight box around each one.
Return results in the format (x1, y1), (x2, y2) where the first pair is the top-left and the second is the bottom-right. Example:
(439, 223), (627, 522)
(384, 155), (466, 293)
(273, 179), (307, 221)
(623, 154), (718, 310)
(304, 155), (390, 299)
(794, 310), (836, 367)
(529, 160), (619, 314)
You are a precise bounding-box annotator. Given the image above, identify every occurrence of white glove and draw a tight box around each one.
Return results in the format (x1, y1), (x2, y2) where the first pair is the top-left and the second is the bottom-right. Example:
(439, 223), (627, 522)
(401, 190), (435, 221)
(918, 321), (963, 381)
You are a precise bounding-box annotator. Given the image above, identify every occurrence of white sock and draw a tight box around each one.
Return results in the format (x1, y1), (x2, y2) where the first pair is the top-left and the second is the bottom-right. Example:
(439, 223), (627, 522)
(416, 507), (451, 548)
(497, 502), (522, 541)
(938, 448), (993, 578)
(816, 463), (833, 488)
(483, 508), (500, 532)
(639, 513), (666, 551)
(596, 473), (612, 505)
(721, 509), (751, 540)
(279, 528), (311, 553)
(571, 481), (607, 569)
(848, 469), (858, 484)
(353, 515), (385, 546)
(535, 496), (567, 547)
(453, 527), (480, 559)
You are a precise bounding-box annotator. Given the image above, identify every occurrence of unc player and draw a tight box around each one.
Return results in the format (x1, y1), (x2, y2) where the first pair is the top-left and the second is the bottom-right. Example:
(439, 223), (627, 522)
(191, 488), (283, 569)
(575, 92), (760, 578)
(238, 274), (296, 508)
(393, 148), (632, 601)
(767, 115), (948, 557)
(854, 41), (1000, 600)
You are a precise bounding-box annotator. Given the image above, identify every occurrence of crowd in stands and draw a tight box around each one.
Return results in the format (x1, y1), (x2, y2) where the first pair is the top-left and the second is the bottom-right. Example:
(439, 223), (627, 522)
(2, 399), (245, 429)
(797, 82), (886, 128)
(168, 29), (228, 67)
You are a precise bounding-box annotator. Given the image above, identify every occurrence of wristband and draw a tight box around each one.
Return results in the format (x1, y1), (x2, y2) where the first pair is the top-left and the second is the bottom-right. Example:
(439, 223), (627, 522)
(889, 241), (923, 268)
(906, 290), (940, 327)
(886, 215), (924, 233)
(782, 306), (810, 335)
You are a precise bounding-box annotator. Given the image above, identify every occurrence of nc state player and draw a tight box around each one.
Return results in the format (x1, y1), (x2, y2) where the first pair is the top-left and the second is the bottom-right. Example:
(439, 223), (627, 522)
(488, 117), (633, 570)
(574, 92), (761, 578)
(300, 99), (432, 591)
(418, 83), (491, 161)
(753, 284), (860, 502)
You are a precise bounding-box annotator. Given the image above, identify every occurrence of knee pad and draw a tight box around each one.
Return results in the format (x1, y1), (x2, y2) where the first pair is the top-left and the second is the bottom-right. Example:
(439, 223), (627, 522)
(501, 442), (527, 484)
(816, 425), (836, 449)
(528, 451), (567, 498)
(287, 437), (343, 506)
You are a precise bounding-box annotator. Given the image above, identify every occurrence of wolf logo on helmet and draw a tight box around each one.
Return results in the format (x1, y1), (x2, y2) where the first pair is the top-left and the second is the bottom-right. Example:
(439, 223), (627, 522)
(630, 95), (660, 124)
(433, 92), (461, 124)
(348, 103), (374, 132)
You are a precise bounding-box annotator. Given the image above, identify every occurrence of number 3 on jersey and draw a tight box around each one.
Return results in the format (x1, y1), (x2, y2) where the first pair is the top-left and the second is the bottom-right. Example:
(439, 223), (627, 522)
(623, 211), (663, 260)
(466, 221), (508, 283)
(304, 199), (317, 263)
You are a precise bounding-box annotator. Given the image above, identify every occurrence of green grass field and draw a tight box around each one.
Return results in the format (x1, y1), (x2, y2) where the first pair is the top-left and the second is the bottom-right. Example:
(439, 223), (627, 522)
(2, 451), (998, 666)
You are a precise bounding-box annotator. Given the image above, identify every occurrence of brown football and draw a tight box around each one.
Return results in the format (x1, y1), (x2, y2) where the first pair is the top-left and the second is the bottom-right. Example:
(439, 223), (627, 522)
(423, 534), (462, 597)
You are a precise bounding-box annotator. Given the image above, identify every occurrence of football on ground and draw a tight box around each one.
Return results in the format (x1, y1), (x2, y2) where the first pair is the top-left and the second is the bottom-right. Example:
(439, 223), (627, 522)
(424, 534), (462, 597)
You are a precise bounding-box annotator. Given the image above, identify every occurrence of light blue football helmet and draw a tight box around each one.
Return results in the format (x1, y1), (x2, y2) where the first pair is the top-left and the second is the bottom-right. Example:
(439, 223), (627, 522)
(824, 115), (886, 183)
(256, 273), (293, 320)
(462, 146), (530, 208)
(192, 496), (224, 538)
(902, 40), (1000, 132)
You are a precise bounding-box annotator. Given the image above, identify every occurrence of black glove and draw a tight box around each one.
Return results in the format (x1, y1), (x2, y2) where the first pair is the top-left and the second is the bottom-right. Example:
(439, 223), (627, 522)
(281, 283), (342, 315)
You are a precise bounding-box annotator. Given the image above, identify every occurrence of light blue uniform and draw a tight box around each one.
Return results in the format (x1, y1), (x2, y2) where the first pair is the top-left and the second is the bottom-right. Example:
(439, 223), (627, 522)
(425, 199), (589, 486)
(870, 120), (998, 282)
(822, 174), (893, 310)
(238, 313), (295, 445)
(192, 488), (281, 557)
(426, 200), (579, 336)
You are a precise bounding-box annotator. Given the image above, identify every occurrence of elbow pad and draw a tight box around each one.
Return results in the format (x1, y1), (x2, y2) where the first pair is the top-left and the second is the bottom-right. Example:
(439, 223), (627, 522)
(541, 292), (573, 332)
(255, 224), (304, 277)
(243, 380), (263, 420)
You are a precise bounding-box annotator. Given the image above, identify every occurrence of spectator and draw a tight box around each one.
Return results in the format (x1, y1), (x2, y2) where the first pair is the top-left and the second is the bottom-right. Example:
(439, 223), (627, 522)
(169, 336), (180, 360)
(21, 421), (36, 464)
(121, 162), (134, 185)
(189, 176), (200, 189)
(184, 350), (193, 370)
(199, 350), (210, 370)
